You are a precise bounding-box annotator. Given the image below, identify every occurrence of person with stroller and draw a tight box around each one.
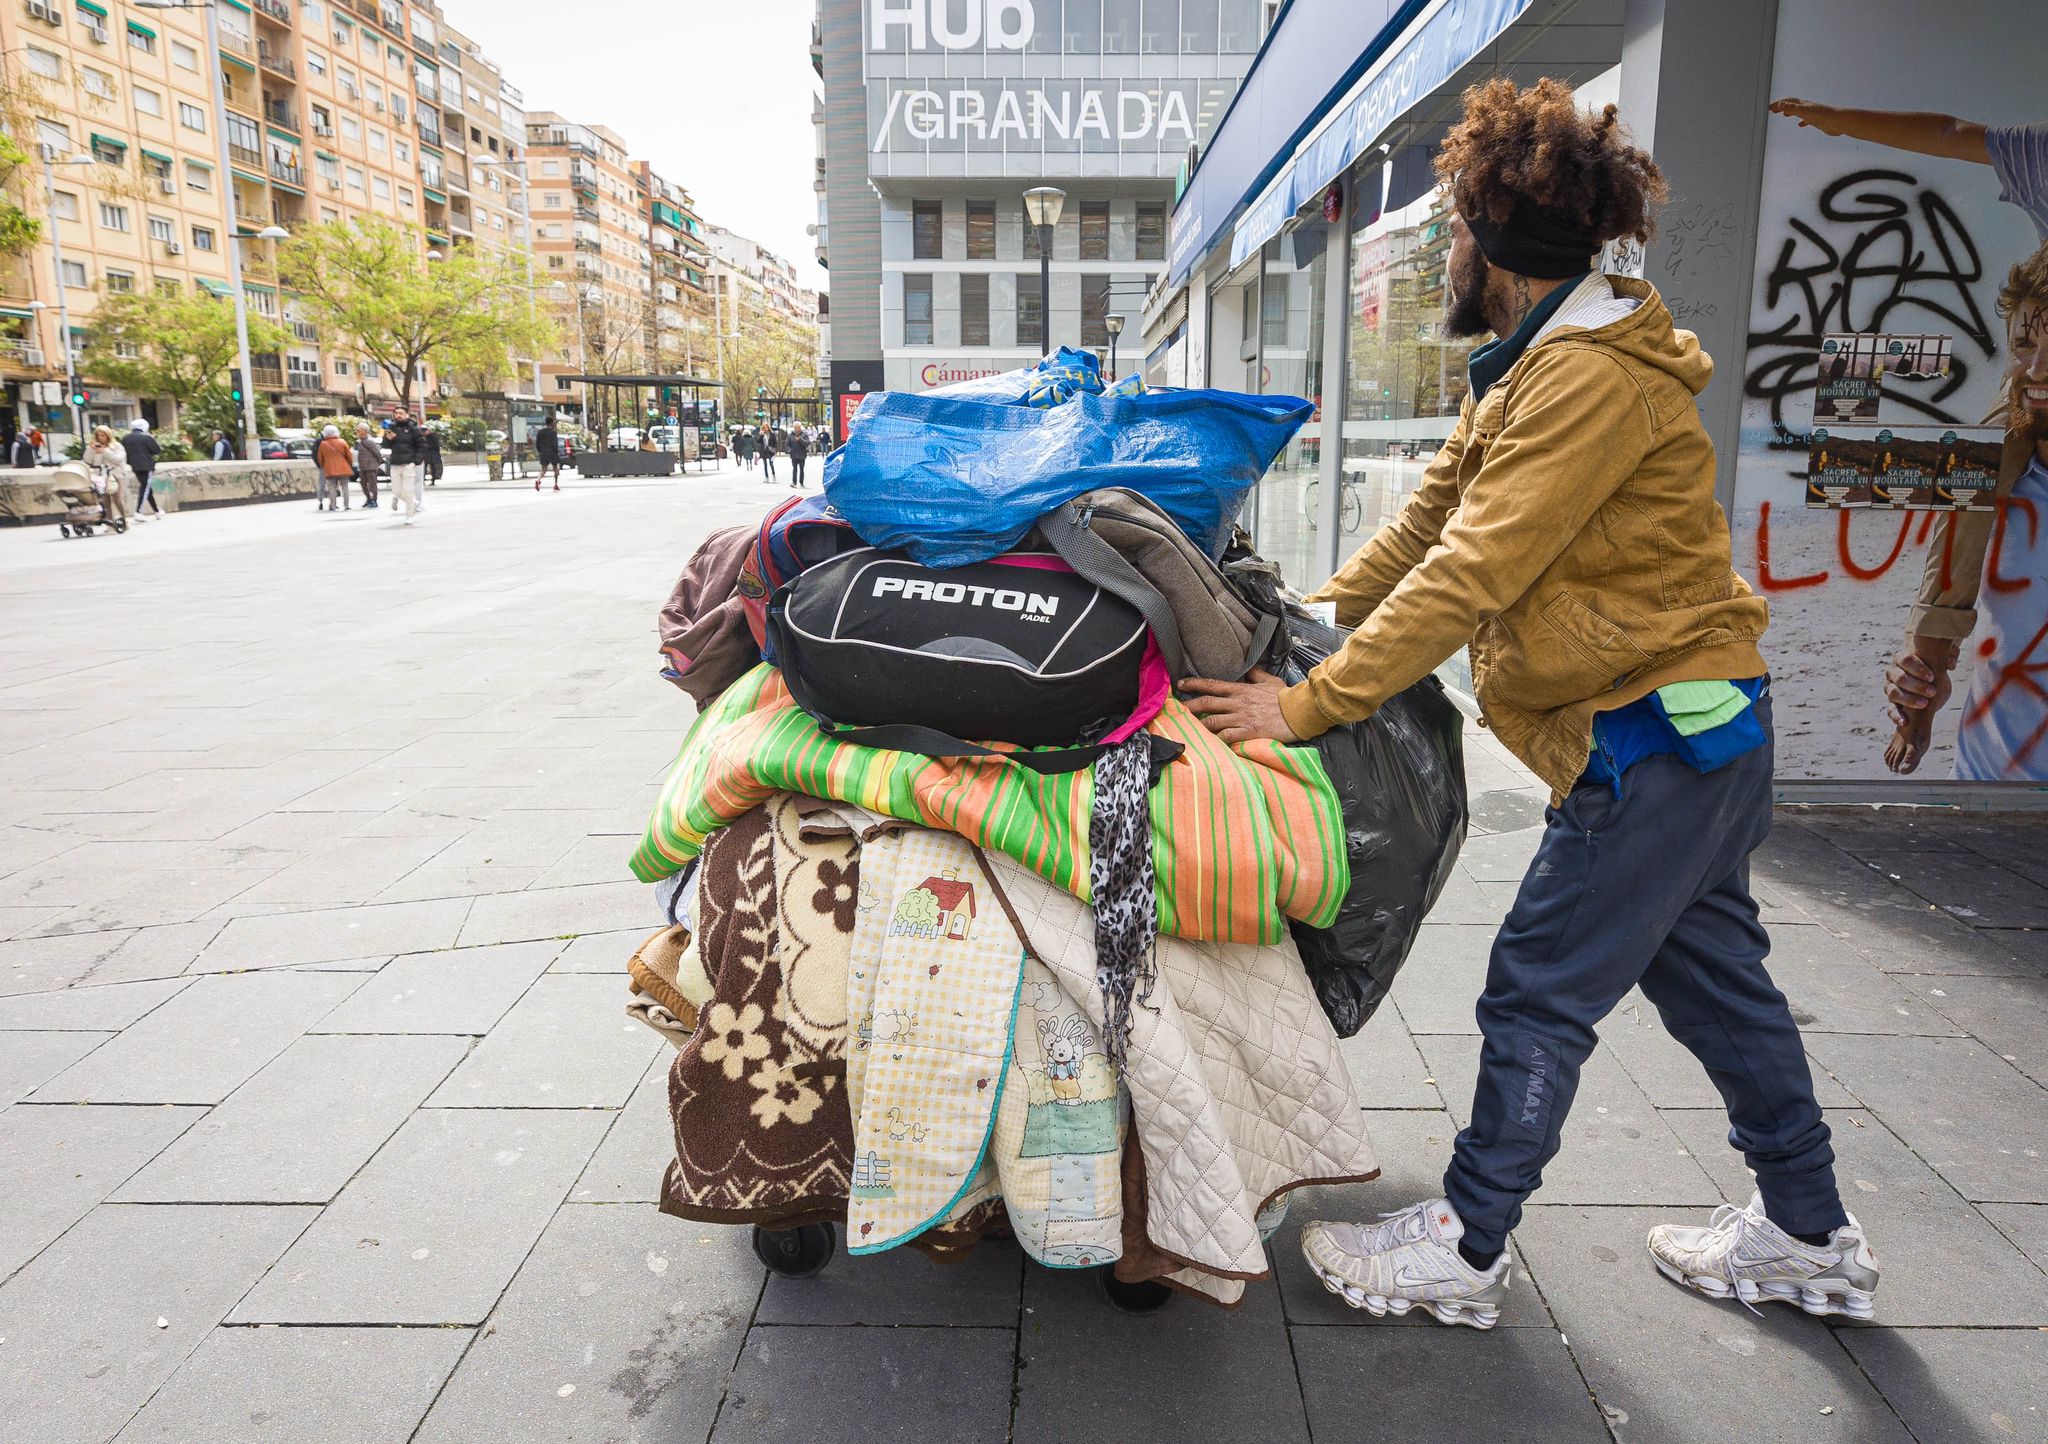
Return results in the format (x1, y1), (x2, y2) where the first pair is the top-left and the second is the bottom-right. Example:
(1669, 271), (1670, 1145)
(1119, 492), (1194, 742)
(353, 423), (383, 510)
(787, 425), (810, 489)
(315, 424), (354, 512)
(121, 419), (163, 520)
(81, 425), (133, 532)
(1183, 78), (1878, 1331)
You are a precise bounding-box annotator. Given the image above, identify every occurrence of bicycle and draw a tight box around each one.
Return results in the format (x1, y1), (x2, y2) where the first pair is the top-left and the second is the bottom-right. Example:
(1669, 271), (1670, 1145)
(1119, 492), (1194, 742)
(1300, 475), (1366, 534)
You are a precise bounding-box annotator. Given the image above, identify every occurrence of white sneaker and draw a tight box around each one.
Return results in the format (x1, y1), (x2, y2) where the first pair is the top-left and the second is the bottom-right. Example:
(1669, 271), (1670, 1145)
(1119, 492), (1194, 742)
(1648, 1192), (1878, 1320)
(1299, 1198), (1511, 1329)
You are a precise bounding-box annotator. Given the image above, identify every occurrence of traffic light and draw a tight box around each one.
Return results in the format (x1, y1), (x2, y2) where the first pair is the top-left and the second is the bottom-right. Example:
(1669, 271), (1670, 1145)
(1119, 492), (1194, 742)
(68, 377), (91, 407)
(229, 370), (246, 405)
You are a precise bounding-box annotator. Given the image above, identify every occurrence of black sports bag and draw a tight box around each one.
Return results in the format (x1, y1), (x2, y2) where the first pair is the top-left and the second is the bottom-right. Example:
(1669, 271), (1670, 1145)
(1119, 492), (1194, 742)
(766, 548), (1154, 772)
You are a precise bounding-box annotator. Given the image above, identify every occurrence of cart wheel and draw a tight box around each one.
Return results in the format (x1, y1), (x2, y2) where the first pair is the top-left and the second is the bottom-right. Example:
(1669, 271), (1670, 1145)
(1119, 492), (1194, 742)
(752, 1223), (836, 1279)
(57, 524), (70, 538)
(113, 518), (127, 534)
(1100, 1270), (1176, 1315)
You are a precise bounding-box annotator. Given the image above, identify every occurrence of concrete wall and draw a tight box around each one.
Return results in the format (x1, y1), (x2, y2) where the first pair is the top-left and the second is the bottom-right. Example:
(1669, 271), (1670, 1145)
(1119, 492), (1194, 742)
(0, 460), (319, 525)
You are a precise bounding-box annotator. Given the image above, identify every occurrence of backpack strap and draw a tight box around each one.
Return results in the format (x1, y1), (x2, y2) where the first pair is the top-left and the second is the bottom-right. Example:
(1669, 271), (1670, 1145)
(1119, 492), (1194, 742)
(814, 719), (1184, 782)
(1034, 502), (1190, 679)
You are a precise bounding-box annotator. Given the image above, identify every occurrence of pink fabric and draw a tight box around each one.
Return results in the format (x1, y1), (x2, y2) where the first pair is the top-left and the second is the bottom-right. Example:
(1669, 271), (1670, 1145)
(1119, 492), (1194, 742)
(987, 552), (1074, 572)
(989, 552), (1165, 744)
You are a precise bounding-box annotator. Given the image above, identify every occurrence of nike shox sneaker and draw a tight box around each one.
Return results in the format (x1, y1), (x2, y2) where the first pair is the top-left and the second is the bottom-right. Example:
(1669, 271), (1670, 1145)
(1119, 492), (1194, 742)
(1299, 1198), (1511, 1329)
(1647, 1192), (1878, 1320)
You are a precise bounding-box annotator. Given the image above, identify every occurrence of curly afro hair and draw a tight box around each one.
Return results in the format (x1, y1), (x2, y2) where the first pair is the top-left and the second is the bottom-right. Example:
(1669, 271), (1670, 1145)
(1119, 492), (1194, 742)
(1434, 76), (1668, 244)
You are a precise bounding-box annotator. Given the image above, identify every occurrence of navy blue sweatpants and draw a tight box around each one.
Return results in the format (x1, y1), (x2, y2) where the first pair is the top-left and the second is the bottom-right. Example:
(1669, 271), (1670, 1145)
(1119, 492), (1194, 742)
(1442, 698), (1847, 1255)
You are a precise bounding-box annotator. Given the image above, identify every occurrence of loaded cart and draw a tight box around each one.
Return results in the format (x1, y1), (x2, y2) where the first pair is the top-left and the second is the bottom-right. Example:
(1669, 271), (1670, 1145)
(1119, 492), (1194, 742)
(621, 348), (1468, 1310)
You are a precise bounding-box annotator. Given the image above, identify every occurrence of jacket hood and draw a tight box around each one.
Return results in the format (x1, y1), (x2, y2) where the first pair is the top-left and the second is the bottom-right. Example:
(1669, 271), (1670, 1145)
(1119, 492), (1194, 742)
(1546, 275), (1713, 397)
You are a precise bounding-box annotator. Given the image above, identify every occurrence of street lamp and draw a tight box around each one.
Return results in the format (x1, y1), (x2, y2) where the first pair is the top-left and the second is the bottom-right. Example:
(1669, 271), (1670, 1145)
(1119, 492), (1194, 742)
(34, 147), (95, 446)
(1022, 186), (1065, 355)
(1105, 312), (1125, 381)
(136, 0), (265, 453)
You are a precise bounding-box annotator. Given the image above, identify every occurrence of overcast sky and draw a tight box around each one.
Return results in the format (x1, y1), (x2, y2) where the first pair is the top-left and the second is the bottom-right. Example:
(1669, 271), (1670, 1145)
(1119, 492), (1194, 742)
(451, 0), (827, 293)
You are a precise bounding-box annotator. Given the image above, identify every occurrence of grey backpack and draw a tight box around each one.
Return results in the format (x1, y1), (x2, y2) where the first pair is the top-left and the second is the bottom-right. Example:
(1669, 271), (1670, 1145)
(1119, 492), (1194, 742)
(1034, 488), (1282, 682)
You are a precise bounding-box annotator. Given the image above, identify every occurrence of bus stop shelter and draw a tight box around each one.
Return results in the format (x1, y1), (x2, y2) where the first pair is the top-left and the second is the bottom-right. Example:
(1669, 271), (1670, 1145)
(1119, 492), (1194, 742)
(456, 391), (550, 479)
(558, 373), (725, 476)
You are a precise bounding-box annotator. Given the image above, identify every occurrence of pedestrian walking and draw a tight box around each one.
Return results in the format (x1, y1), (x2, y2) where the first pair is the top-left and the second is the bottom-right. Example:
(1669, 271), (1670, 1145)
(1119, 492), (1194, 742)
(738, 427), (756, 472)
(354, 423), (383, 509)
(82, 425), (133, 531)
(787, 424), (809, 489)
(534, 417), (563, 491)
(209, 429), (234, 462)
(8, 430), (35, 469)
(758, 426), (779, 484)
(385, 406), (427, 523)
(423, 425), (444, 487)
(120, 418), (163, 519)
(315, 424), (354, 512)
(1184, 77), (1878, 1330)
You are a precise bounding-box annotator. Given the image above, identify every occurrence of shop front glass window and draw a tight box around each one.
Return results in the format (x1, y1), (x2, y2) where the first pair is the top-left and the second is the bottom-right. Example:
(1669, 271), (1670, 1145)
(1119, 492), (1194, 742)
(1244, 234), (1326, 588)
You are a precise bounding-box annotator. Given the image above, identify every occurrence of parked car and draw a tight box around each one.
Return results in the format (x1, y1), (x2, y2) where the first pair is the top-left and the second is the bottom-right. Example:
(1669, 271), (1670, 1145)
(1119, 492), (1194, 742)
(258, 438), (292, 460)
(606, 426), (643, 449)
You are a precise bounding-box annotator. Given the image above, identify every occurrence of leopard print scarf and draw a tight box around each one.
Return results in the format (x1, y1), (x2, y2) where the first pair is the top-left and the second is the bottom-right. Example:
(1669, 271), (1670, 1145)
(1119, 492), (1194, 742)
(1090, 733), (1159, 1075)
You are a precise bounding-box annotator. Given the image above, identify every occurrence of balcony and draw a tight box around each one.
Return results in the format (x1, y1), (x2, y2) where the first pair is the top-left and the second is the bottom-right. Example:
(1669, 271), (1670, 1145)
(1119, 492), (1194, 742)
(269, 158), (303, 188)
(418, 121), (443, 147)
(263, 100), (299, 131)
(287, 372), (322, 393)
(229, 139), (263, 169)
(218, 27), (254, 59)
(573, 237), (601, 255)
(259, 45), (295, 79)
(251, 360), (286, 389)
(291, 320), (319, 343)
(0, 338), (47, 372)
(572, 203), (599, 224)
(254, 0), (292, 21)
(378, 5), (404, 37)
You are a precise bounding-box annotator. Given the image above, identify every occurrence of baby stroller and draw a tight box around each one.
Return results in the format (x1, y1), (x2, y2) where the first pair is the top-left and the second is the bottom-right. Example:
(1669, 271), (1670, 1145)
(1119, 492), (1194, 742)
(52, 460), (126, 538)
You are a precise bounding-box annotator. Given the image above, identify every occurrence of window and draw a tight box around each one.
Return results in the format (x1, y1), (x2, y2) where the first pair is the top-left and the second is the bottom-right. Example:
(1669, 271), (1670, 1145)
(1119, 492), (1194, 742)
(399, 185), (415, 209)
(307, 49), (327, 77)
(97, 203), (129, 232)
(341, 116), (360, 141)
(1136, 203), (1166, 261)
(319, 206), (338, 223)
(81, 68), (114, 100)
(184, 160), (211, 191)
(226, 112), (259, 155)
(338, 65), (358, 98)
(1082, 274), (1112, 348)
(961, 202), (998, 260)
(61, 260), (87, 288)
(134, 86), (163, 118)
(172, 40), (198, 71)
(91, 134), (125, 164)
(333, 357), (350, 375)
(1261, 272), (1290, 349)
(368, 127), (387, 152)
(105, 269), (134, 293)
(179, 102), (206, 132)
(372, 175), (390, 200)
(301, 0), (324, 19)
(394, 139), (409, 163)
(365, 80), (383, 107)
(310, 104), (331, 133)
(903, 273), (933, 345)
(345, 165), (364, 191)
(333, 17), (352, 46)
(1016, 274), (1044, 350)
(191, 225), (216, 251)
(1079, 202), (1110, 260)
(24, 47), (62, 80)
(911, 201), (942, 260)
(155, 277), (179, 295)
(51, 189), (83, 222)
(148, 215), (174, 242)
(961, 273), (990, 347)
(316, 154), (339, 185)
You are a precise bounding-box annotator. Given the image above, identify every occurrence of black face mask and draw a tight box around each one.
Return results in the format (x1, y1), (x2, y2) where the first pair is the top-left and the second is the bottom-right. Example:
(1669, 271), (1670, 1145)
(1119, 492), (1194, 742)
(1445, 243), (1493, 340)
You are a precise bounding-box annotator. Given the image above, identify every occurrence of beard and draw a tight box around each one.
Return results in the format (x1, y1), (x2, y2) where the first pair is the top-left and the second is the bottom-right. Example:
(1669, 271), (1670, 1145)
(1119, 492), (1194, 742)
(1444, 244), (1494, 340)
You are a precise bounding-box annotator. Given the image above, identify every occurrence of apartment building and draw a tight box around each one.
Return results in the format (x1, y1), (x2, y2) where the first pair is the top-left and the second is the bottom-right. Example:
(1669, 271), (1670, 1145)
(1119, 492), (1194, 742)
(633, 159), (712, 376)
(703, 223), (811, 323)
(2, 0), (531, 442)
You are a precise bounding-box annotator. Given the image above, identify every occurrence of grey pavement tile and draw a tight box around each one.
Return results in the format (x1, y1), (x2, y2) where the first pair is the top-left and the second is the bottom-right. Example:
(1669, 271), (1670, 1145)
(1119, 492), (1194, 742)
(110, 1324), (473, 1444)
(757, 1233), (1023, 1327)
(1835, 1329), (2046, 1444)
(275, 764), (453, 814)
(414, 1203), (758, 1444)
(1859, 848), (2048, 929)
(198, 897), (471, 969)
(427, 974), (663, 1108)
(1268, 1110), (1553, 1328)
(372, 861), (547, 903)
(1513, 1204), (1916, 1444)
(1293, 1323), (1604, 1440)
(1388, 922), (1494, 1035)
(1803, 1034), (2048, 1204)
(0, 1203), (317, 1444)
(1419, 1035), (1721, 1207)
(0, 922), (225, 994)
(455, 880), (653, 947)
(1599, 990), (1858, 1110)
(0, 904), (73, 939)
(1764, 922), (1967, 1036)
(1916, 971), (2048, 1085)
(310, 939), (560, 1035)
(1466, 785), (1548, 835)
(718, 1326), (1013, 1444)
(0, 1103), (203, 1281)
(1014, 1257), (1304, 1444)
(31, 970), (366, 1104)
(229, 835), (455, 907)
(0, 1029), (111, 1106)
(0, 861), (264, 913)
(1336, 1000), (1444, 1109)
(550, 927), (646, 973)
(230, 1107), (610, 1325)
(385, 808), (613, 867)
(1666, 1108), (2048, 1327)
(1456, 824), (1544, 882)
(1984, 928), (2048, 975)
(1416, 867), (1521, 925)
(571, 1053), (675, 1204)
(0, 976), (189, 1030)
(1788, 809), (1977, 854)
(1981, 1203), (2048, 1270)
(112, 1034), (471, 1204)
(530, 834), (644, 891)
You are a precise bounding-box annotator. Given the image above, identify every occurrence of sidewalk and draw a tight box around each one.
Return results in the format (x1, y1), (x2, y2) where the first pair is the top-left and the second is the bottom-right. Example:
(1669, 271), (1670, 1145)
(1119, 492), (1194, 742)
(0, 473), (2042, 1443)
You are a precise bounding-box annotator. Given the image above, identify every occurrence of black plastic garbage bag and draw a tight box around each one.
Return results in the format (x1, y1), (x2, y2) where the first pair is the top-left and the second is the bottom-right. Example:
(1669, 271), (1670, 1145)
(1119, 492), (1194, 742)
(1281, 616), (1469, 1037)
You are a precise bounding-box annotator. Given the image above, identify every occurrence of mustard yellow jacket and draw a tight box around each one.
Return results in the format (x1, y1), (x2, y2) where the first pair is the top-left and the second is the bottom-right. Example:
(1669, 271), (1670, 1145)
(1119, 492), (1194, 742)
(1278, 277), (1771, 798)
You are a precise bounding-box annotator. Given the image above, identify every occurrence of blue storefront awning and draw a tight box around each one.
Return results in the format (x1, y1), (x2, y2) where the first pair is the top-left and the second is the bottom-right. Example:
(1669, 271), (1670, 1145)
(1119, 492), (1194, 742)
(1171, 0), (1533, 285)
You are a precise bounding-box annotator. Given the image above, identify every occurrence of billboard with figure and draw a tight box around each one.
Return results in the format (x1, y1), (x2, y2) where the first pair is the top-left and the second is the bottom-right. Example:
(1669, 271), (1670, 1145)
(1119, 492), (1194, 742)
(1731, 0), (2047, 786)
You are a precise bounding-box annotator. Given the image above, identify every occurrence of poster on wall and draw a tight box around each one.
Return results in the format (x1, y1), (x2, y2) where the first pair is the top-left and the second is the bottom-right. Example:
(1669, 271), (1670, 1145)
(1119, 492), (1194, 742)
(1732, 0), (2047, 786)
